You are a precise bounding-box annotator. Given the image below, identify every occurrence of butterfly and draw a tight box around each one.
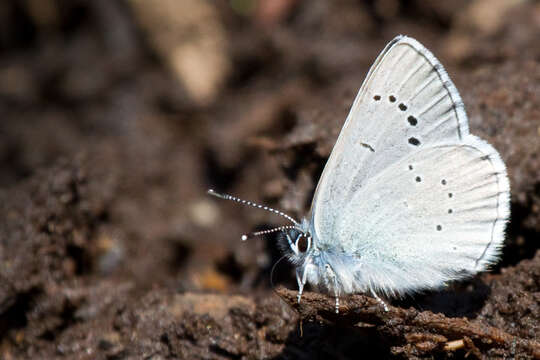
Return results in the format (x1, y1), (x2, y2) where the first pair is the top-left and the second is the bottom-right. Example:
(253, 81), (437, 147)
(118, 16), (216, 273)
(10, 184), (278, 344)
(209, 35), (510, 313)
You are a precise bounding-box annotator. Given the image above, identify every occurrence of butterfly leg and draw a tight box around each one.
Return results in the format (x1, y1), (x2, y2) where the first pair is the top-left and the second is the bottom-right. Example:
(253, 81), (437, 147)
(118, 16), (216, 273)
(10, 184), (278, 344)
(371, 290), (389, 312)
(324, 264), (340, 313)
(295, 268), (304, 304)
(333, 288), (340, 314)
(296, 260), (314, 304)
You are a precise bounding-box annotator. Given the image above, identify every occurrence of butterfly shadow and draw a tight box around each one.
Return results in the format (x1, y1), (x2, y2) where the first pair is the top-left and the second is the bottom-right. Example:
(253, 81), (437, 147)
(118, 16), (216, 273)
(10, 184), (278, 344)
(270, 279), (491, 360)
(390, 277), (492, 319)
(271, 317), (394, 360)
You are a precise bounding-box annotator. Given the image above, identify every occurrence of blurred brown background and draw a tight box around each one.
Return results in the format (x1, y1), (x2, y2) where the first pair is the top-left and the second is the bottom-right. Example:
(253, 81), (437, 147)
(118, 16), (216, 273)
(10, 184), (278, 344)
(0, 0), (538, 358)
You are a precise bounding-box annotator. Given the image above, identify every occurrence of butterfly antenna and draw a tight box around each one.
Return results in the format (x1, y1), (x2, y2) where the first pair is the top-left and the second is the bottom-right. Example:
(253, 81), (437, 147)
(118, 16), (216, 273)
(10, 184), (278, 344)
(207, 189), (299, 226)
(241, 225), (296, 241)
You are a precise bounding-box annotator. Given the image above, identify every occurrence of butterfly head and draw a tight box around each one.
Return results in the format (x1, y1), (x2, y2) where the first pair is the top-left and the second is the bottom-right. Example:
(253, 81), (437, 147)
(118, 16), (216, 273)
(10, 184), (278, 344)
(278, 218), (314, 264)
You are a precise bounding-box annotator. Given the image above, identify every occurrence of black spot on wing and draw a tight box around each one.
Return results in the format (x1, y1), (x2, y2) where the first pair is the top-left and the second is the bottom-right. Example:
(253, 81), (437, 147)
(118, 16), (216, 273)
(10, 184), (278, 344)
(407, 116), (417, 126)
(408, 137), (420, 146)
(360, 143), (375, 152)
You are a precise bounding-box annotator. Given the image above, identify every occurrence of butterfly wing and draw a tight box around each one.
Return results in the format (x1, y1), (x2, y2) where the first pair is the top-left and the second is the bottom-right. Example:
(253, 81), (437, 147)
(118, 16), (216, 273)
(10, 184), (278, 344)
(336, 141), (509, 295)
(310, 36), (510, 294)
(312, 35), (471, 239)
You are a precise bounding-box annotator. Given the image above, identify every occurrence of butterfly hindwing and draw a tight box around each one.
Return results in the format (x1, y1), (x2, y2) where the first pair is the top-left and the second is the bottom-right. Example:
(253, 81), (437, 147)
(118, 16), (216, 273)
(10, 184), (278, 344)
(335, 139), (509, 295)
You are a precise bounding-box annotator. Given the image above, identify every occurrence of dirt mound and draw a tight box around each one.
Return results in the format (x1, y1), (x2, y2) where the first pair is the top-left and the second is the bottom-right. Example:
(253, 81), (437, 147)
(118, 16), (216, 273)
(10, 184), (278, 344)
(0, 0), (538, 358)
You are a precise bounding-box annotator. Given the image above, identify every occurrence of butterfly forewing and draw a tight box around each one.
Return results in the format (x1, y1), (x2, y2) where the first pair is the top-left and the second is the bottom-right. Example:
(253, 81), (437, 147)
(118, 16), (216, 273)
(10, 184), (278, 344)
(312, 36), (472, 239)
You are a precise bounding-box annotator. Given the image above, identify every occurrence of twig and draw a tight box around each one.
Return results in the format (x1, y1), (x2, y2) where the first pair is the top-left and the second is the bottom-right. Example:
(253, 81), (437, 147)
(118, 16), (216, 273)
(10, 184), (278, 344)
(275, 287), (540, 358)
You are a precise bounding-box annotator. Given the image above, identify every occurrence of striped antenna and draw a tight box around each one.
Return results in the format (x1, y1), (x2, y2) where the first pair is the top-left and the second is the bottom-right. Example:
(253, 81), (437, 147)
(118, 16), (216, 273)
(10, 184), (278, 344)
(241, 225), (296, 241)
(207, 189), (299, 226)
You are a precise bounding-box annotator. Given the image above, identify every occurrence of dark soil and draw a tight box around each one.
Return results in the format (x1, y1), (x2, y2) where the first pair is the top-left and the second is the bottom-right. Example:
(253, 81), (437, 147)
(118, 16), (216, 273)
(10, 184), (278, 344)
(0, 0), (538, 359)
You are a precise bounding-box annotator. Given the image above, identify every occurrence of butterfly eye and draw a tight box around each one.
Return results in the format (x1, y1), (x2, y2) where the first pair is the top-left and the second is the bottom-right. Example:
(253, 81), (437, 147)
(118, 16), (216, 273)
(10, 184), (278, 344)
(296, 235), (309, 253)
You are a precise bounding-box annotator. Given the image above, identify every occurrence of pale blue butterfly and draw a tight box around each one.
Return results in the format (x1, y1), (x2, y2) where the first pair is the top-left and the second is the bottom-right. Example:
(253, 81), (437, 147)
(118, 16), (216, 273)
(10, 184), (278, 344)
(209, 35), (510, 313)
